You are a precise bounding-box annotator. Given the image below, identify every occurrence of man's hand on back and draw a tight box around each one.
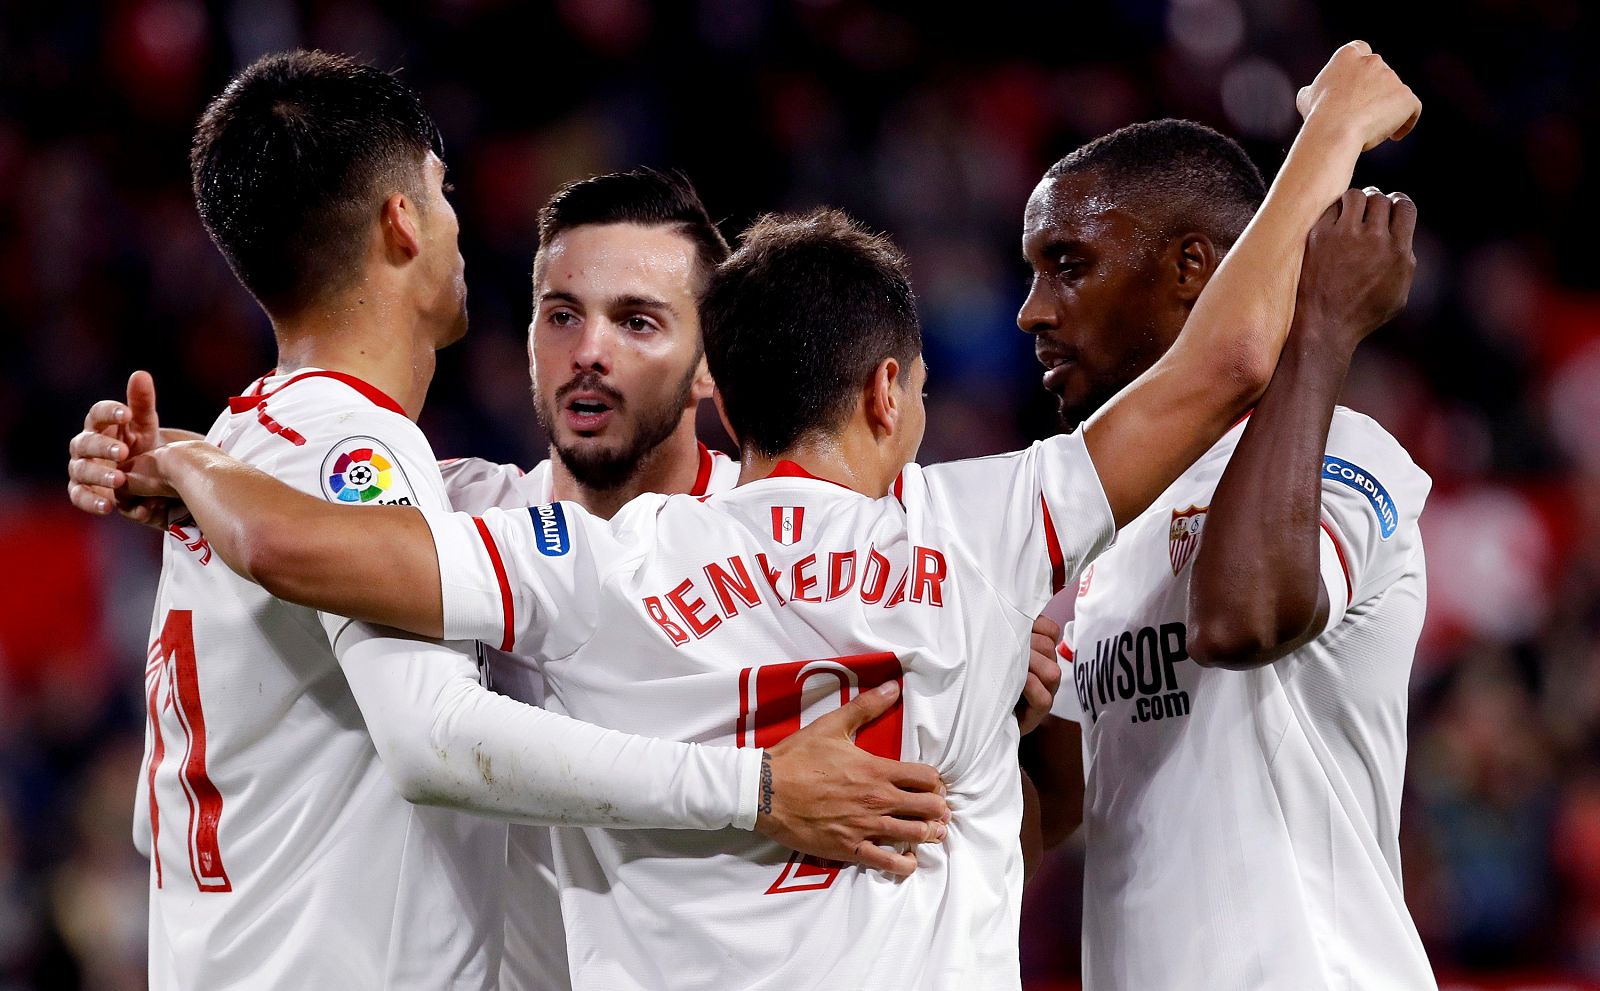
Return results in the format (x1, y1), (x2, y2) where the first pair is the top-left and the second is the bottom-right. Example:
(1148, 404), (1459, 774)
(67, 370), (179, 529)
(757, 681), (949, 877)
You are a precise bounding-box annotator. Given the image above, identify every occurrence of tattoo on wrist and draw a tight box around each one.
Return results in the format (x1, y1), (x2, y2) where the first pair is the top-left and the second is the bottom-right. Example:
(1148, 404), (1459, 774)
(759, 751), (774, 816)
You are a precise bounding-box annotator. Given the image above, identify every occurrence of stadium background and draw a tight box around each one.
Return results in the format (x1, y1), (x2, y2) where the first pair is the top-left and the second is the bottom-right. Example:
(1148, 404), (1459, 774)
(1, 0), (1596, 987)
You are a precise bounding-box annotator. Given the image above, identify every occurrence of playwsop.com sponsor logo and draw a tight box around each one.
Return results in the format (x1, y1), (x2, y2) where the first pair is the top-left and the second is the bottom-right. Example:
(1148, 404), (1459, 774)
(1322, 456), (1398, 539)
(320, 437), (416, 506)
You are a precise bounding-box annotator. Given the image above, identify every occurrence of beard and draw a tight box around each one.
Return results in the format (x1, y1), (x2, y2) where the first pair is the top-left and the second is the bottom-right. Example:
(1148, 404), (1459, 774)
(533, 359), (700, 492)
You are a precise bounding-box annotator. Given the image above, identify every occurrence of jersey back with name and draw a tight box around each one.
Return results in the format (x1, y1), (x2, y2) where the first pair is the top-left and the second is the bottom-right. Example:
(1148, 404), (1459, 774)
(137, 370), (502, 990)
(1055, 409), (1435, 990)
(430, 432), (1114, 990)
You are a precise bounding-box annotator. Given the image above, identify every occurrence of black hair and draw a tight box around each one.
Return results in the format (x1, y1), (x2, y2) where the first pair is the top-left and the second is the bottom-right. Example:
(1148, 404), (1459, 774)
(536, 168), (730, 291)
(191, 50), (444, 313)
(701, 208), (922, 458)
(1047, 119), (1266, 250)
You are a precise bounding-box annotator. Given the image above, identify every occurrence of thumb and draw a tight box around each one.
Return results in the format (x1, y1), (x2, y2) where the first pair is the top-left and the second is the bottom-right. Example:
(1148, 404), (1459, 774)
(821, 680), (901, 737)
(127, 370), (160, 432)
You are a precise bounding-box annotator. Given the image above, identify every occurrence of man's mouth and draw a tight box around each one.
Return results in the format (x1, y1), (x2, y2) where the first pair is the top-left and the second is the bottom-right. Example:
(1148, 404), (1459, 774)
(562, 392), (618, 433)
(1037, 350), (1077, 394)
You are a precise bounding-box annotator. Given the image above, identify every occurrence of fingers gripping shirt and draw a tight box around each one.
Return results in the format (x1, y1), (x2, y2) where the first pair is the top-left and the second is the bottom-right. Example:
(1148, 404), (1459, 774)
(419, 429), (1115, 990)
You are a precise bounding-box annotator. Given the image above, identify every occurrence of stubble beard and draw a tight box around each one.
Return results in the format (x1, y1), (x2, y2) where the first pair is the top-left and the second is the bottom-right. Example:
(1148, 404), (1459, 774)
(533, 359), (700, 493)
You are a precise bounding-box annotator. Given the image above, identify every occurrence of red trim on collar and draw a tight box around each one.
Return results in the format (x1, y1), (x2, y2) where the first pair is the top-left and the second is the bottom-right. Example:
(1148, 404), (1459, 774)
(690, 442), (715, 497)
(764, 460), (856, 491)
(228, 370), (408, 418)
(1231, 409), (1254, 430)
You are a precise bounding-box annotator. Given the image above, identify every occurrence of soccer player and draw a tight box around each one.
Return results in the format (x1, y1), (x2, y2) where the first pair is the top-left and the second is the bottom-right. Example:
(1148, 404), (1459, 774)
(1019, 120), (1433, 989)
(81, 52), (952, 989)
(71, 167), (1068, 989)
(118, 42), (1420, 987)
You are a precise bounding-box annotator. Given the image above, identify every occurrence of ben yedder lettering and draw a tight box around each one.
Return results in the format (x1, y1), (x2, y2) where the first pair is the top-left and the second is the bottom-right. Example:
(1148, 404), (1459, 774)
(642, 544), (950, 646)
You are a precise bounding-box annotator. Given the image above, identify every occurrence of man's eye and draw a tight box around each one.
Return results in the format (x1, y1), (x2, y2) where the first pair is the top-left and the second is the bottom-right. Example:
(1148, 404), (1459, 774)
(549, 310), (577, 326)
(623, 316), (656, 333)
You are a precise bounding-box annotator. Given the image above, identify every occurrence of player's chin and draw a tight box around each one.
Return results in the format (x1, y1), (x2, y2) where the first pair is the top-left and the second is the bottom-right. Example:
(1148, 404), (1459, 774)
(1051, 388), (1093, 432)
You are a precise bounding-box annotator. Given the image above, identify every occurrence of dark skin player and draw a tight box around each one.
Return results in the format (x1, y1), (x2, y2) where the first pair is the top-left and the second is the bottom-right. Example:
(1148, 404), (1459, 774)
(1019, 183), (1417, 847)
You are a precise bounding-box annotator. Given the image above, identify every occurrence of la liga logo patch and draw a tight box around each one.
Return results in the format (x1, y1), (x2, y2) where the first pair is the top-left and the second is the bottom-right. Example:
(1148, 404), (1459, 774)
(320, 437), (412, 506)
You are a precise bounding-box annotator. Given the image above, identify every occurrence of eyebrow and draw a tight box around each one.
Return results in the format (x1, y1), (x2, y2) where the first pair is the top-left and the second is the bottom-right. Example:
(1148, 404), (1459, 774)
(538, 290), (679, 317)
(1023, 237), (1091, 263)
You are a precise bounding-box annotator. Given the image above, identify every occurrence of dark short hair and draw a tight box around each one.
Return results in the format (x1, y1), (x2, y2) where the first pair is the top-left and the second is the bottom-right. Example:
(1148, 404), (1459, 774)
(1048, 119), (1266, 250)
(535, 168), (730, 291)
(701, 209), (922, 458)
(191, 50), (443, 313)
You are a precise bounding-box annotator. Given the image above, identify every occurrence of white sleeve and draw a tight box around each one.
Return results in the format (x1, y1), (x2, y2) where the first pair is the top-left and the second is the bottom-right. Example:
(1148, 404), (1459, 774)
(1315, 410), (1433, 631)
(917, 429), (1115, 615)
(438, 457), (533, 514)
(423, 498), (645, 658)
(328, 622), (762, 830)
(1048, 620), (1085, 722)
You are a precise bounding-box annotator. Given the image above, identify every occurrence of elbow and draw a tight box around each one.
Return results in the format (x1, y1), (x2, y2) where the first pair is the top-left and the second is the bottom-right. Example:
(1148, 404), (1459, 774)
(373, 736), (451, 807)
(239, 528), (304, 603)
(1187, 596), (1317, 671)
(1212, 334), (1276, 412)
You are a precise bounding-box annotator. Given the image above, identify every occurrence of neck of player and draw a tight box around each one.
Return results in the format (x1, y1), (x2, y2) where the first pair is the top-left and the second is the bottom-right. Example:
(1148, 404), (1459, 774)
(271, 289), (440, 422)
(549, 410), (705, 519)
(737, 429), (900, 498)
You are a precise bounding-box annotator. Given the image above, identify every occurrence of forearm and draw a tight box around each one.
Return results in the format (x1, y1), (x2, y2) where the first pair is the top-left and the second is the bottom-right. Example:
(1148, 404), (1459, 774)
(1187, 335), (1349, 669)
(154, 441), (444, 636)
(1018, 715), (1083, 849)
(158, 427), (205, 445)
(1167, 113), (1363, 388)
(336, 623), (760, 829)
(1085, 115), (1365, 526)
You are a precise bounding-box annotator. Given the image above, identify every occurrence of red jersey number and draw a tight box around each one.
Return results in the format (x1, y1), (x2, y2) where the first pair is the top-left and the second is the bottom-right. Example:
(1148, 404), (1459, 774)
(735, 651), (903, 894)
(145, 609), (232, 892)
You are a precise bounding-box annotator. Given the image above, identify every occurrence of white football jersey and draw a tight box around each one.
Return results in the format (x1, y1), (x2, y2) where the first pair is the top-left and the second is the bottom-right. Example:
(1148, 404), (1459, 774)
(424, 432), (1114, 990)
(438, 442), (738, 991)
(137, 369), (504, 990)
(1052, 409), (1435, 990)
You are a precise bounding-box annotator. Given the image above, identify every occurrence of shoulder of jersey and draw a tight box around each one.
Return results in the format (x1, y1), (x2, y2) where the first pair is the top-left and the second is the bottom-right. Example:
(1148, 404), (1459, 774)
(228, 370), (432, 506)
(1323, 406), (1433, 542)
(1326, 406), (1431, 492)
(228, 369), (417, 445)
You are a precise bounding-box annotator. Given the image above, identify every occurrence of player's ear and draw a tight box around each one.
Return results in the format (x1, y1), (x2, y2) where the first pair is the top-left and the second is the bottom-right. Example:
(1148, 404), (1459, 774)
(712, 387), (739, 446)
(381, 192), (423, 264)
(1170, 232), (1218, 302)
(690, 352), (715, 405)
(865, 357), (901, 438)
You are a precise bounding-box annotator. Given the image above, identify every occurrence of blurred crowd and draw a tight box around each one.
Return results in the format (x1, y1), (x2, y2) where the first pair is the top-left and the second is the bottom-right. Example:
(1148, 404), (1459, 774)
(0, 0), (1596, 987)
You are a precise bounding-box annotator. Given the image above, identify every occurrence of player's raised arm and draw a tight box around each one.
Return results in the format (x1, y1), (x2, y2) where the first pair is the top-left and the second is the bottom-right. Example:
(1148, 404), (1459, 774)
(1187, 189), (1417, 669)
(132, 439), (447, 636)
(1081, 42), (1419, 528)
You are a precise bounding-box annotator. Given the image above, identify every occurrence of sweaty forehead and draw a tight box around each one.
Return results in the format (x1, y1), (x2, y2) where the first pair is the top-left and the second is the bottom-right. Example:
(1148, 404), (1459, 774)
(537, 223), (698, 303)
(1022, 174), (1145, 254)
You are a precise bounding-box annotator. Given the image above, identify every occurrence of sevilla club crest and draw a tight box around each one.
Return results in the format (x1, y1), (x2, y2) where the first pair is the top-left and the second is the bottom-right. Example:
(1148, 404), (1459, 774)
(1168, 505), (1208, 575)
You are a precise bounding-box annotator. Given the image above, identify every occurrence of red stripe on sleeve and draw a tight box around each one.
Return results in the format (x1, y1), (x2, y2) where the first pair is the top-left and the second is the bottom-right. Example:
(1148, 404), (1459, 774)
(1319, 518), (1354, 607)
(471, 516), (515, 652)
(1041, 496), (1066, 594)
